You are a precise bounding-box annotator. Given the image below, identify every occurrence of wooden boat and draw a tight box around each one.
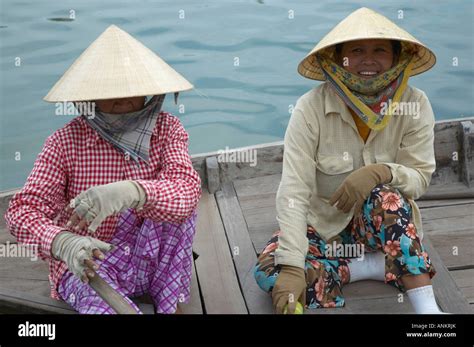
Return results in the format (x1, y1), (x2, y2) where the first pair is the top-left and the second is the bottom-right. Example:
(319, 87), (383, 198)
(0, 116), (473, 314)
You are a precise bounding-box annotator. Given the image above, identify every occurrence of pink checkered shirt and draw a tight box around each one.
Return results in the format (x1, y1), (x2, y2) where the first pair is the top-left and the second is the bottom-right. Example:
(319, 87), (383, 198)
(4, 111), (202, 299)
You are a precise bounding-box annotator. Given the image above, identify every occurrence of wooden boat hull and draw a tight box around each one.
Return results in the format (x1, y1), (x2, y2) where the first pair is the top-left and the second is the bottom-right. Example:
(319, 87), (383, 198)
(1, 117), (473, 314)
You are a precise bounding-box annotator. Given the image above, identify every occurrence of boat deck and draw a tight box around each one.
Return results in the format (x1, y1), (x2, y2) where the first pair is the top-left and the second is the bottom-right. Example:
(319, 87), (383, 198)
(1, 174), (473, 314)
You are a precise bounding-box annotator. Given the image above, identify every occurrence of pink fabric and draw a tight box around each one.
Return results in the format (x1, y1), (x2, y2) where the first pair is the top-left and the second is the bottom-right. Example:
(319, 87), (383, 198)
(4, 112), (201, 299)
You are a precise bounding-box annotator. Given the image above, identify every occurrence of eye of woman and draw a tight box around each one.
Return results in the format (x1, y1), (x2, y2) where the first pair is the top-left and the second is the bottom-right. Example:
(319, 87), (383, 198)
(352, 47), (363, 53)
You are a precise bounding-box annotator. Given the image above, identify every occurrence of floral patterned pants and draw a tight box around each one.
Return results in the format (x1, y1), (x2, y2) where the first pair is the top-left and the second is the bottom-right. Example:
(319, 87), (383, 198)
(253, 183), (436, 309)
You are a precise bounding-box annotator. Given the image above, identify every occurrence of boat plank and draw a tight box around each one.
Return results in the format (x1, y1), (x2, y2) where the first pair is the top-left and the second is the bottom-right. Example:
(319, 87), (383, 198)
(0, 287), (75, 314)
(0, 276), (51, 299)
(421, 204), (474, 221)
(450, 269), (474, 307)
(0, 256), (50, 281)
(180, 262), (203, 314)
(0, 254), (79, 313)
(241, 208), (278, 254)
(193, 190), (248, 314)
(421, 236), (471, 313)
(417, 199), (474, 208)
(0, 233), (16, 244)
(215, 182), (273, 314)
(422, 182), (474, 199)
(342, 280), (406, 300)
(306, 287), (414, 314)
(422, 216), (473, 236)
(239, 193), (277, 211)
(428, 232), (474, 270)
(233, 173), (281, 198)
(342, 295), (414, 314)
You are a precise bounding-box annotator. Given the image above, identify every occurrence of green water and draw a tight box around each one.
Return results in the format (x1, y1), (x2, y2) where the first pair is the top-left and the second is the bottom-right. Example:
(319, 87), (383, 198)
(0, 0), (473, 190)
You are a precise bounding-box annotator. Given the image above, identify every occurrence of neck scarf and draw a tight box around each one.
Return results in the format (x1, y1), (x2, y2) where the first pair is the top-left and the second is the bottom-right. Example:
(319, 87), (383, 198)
(317, 50), (414, 131)
(82, 94), (165, 165)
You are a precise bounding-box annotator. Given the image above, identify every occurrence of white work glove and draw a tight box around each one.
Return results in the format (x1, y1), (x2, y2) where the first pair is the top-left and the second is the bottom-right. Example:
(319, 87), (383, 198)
(52, 231), (113, 282)
(66, 180), (147, 234)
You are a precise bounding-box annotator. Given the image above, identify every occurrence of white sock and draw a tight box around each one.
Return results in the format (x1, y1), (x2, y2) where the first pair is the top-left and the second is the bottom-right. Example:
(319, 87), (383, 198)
(406, 285), (446, 314)
(347, 252), (385, 283)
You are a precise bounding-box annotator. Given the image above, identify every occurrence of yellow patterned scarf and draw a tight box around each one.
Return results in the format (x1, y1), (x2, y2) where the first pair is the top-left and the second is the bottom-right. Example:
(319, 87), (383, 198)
(317, 50), (415, 131)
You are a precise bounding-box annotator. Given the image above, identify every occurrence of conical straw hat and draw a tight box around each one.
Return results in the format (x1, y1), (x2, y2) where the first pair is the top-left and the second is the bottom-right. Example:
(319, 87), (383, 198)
(298, 7), (436, 81)
(44, 25), (193, 102)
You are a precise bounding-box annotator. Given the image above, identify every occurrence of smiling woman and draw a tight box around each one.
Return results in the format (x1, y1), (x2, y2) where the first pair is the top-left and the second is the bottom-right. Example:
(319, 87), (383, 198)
(335, 39), (402, 78)
(254, 7), (444, 315)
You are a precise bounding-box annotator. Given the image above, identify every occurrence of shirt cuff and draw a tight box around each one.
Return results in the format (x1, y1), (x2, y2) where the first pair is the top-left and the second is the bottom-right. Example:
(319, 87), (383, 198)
(133, 179), (158, 212)
(384, 162), (410, 186)
(274, 249), (306, 269)
(380, 163), (393, 183)
(42, 225), (67, 259)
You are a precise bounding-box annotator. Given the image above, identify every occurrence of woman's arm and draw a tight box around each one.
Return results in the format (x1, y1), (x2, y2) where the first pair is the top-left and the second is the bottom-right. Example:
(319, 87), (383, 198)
(274, 105), (319, 269)
(4, 134), (68, 259)
(383, 92), (436, 200)
(135, 116), (202, 223)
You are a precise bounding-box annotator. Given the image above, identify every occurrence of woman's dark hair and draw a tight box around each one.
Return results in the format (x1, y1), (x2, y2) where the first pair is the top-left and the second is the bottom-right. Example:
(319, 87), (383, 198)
(334, 40), (402, 64)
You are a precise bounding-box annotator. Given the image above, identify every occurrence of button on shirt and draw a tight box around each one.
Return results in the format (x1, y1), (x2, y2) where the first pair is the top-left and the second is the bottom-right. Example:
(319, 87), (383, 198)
(5, 112), (202, 299)
(274, 83), (436, 269)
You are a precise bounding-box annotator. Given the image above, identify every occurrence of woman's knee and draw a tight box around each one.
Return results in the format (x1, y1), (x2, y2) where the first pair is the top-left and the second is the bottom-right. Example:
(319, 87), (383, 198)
(368, 183), (404, 200)
(365, 183), (411, 218)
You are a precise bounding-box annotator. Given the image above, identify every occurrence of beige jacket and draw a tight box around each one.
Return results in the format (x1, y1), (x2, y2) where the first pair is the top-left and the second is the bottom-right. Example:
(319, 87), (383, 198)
(274, 83), (436, 269)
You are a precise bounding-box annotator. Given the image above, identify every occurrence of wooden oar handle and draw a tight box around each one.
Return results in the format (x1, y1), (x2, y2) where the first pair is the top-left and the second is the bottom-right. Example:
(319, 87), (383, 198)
(88, 269), (139, 314)
(51, 213), (139, 314)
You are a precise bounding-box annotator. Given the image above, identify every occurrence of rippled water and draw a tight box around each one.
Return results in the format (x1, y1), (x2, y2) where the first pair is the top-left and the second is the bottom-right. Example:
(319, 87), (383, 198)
(0, 0), (473, 190)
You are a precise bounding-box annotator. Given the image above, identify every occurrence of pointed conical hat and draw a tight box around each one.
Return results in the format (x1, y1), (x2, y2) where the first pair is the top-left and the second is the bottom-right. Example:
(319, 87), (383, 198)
(298, 7), (436, 81)
(44, 25), (193, 102)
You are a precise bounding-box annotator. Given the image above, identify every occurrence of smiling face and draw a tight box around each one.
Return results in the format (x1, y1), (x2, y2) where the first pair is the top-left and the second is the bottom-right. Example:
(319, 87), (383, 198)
(95, 96), (146, 114)
(337, 39), (395, 79)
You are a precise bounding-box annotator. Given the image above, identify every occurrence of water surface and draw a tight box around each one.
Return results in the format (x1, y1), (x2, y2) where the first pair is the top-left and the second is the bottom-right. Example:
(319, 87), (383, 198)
(0, 0), (473, 190)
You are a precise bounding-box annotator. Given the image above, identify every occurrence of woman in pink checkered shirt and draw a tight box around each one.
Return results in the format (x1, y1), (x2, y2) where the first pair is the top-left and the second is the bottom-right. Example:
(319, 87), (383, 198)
(5, 25), (201, 314)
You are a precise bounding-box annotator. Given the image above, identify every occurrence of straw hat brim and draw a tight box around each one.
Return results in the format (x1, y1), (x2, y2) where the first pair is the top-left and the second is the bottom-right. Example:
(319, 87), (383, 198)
(298, 7), (436, 81)
(44, 25), (193, 102)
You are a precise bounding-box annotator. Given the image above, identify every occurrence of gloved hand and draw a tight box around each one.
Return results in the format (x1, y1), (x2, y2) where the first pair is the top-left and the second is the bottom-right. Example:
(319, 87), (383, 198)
(66, 180), (147, 234)
(329, 164), (392, 214)
(52, 231), (113, 283)
(272, 265), (307, 314)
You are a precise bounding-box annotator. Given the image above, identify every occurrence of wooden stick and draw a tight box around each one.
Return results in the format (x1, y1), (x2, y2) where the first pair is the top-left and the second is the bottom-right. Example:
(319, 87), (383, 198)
(88, 269), (139, 314)
(51, 214), (139, 314)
